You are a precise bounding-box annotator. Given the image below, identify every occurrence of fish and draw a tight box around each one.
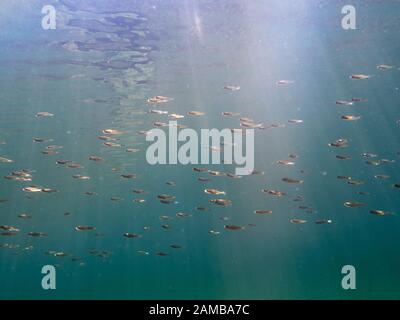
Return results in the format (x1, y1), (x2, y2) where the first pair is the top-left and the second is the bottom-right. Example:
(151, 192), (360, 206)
(254, 210), (273, 215)
(176, 212), (191, 218)
(336, 155), (352, 160)
(54, 252), (68, 257)
(103, 141), (121, 148)
(377, 64), (393, 70)
(137, 130), (153, 136)
(336, 100), (354, 106)
(209, 199), (232, 206)
(362, 153), (378, 158)
(187, 111), (205, 116)
(123, 233), (140, 238)
(224, 224), (244, 230)
(156, 252), (169, 256)
(169, 113), (184, 120)
(89, 155), (103, 162)
(204, 189), (226, 195)
(277, 160), (295, 166)
(18, 213), (31, 219)
(102, 129), (124, 135)
(341, 115), (361, 121)
(41, 150), (58, 156)
(0, 226), (20, 232)
(170, 244), (183, 249)
(337, 176), (353, 181)
(126, 148), (140, 153)
(33, 137), (52, 143)
(222, 111), (240, 116)
(248, 170), (265, 176)
(347, 180), (364, 186)
(370, 210), (392, 216)
(374, 174), (390, 180)
(288, 119), (303, 124)
(1, 232), (18, 236)
(36, 111), (54, 117)
(268, 123), (286, 128)
(157, 194), (175, 200)
(209, 230), (220, 235)
(208, 171), (225, 177)
(75, 226), (95, 231)
(329, 138), (348, 148)
(198, 177), (212, 182)
(159, 215), (173, 221)
(290, 219), (307, 224)
(226, 173), (242, 179)
(153, 121), (168, 127)
(223, 85), (240, 91)
(46, 145), (63, 150)
(282, 177), (303, 184)
(84, 191), (97, 196)
(381, 159), (395, 164)
(350, 74), (371, 80)
(72, 174), (90, 180)
(133, 189), (146, 194)
(67, 163), (83, 169)
(121, 174), (136, 179)
(28, 232), (47, 237)
(98, 135), (115, 141)
(351, 97), (368, 103)
(0, 157), (14, 163)
(149, 109), (168, 115)
(240, 121), (263, 129)
(366, 160), (381, 166)
(261, 189), (286, 197)
(158, 195), (177, 204)
(196, 206), (210, 212)
(147, 96), (172, 104)
(56, 160), (72, 165)
(344, 201), (364, 208)
(315, 219), (332, 224)
(22, 186), (43, 193)
(41, 188), (58, 193)
(193, 167), (209, 173)
(276, 80), (294, 85)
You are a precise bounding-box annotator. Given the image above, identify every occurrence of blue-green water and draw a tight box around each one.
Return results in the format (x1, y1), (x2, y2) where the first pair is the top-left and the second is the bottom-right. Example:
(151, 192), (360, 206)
(1, 0), (400, 299)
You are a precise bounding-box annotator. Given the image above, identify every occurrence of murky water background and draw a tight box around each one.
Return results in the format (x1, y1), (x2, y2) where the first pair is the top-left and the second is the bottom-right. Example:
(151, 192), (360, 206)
(1, 0), (400, 299)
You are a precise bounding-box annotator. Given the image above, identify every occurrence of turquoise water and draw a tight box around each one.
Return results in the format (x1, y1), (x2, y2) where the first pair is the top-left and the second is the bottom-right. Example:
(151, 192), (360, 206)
(0, 0), (400, 299)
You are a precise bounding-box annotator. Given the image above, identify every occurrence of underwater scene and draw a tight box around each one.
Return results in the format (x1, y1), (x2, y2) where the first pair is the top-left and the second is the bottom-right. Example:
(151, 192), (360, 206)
(0, 0), (400, 300)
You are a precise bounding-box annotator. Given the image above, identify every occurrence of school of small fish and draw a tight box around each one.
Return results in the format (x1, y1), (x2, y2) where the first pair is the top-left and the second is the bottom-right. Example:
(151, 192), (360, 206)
(1, 36), (399, 271)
